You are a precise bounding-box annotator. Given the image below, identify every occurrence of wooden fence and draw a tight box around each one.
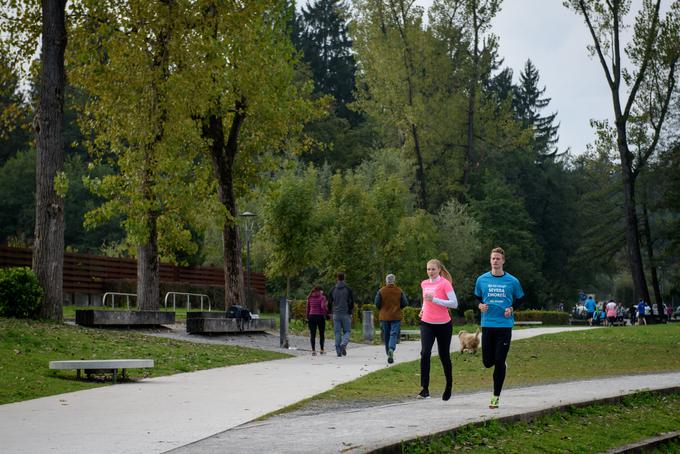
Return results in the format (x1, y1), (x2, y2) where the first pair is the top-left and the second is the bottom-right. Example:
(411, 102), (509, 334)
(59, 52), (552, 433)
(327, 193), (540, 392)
(0, 246), (265, 297)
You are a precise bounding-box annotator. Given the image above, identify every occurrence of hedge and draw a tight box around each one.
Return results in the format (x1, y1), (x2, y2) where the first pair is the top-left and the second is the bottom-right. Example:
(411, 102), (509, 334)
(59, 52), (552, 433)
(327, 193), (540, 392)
(402, 306), (420, 326)
(0, 267), (43, 319)
(515, 310), (570, 325)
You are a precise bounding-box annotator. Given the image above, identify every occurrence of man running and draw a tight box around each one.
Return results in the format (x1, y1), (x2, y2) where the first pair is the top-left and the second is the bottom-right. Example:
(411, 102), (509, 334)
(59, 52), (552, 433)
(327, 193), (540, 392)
(475, 247), (525, 409)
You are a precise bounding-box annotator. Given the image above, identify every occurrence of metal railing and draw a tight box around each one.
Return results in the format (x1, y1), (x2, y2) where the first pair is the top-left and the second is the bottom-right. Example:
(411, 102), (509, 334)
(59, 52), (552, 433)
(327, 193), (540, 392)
(103, 292), (137, 309)
(164, 292), (211, 311)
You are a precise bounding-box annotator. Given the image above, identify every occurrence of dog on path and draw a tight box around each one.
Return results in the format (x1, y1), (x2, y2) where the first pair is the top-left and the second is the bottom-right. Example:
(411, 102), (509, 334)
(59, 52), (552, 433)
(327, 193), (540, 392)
(458, 329), (481, 354)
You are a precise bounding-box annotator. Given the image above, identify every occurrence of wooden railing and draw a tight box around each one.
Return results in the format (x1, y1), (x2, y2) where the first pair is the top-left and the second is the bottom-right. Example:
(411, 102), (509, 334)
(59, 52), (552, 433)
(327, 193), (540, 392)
(0, 246), (265, 296)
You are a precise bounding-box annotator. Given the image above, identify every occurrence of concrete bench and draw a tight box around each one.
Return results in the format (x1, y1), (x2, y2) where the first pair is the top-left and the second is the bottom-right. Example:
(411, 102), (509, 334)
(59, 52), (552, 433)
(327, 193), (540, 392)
(515, 321), (543, 326)
(49, 359), (154, 384)
(400, 329), (420, 340)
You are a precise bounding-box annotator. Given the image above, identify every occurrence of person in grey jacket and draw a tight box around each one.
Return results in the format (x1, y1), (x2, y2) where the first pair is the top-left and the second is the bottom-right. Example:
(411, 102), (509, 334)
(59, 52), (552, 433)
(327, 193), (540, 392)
(328, 272), (354, 357)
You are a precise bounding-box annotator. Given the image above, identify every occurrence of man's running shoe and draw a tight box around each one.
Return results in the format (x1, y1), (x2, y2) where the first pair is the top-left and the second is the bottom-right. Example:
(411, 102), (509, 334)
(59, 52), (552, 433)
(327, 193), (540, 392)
(489, 395), (500, 409)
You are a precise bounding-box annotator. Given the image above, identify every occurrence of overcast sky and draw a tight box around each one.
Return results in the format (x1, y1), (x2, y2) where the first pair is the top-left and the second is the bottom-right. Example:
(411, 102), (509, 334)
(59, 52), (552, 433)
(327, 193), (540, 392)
(414, 0), (615, 156)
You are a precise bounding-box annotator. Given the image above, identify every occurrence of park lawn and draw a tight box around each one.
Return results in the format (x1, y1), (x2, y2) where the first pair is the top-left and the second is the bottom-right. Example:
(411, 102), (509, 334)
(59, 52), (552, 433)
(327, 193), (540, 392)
(284, 324), (680, 411)
(0, 317), (290, 405)
(403, 391), (680, 453)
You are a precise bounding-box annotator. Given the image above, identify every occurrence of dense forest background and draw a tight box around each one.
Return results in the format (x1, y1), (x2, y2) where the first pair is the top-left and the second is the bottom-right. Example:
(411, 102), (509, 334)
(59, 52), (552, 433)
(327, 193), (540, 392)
(1, 0), (678, 313)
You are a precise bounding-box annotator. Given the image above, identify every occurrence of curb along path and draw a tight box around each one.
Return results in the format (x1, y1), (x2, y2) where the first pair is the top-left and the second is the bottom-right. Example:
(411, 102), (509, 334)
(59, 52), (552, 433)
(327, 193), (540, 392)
(0, 327), (592, 454)
(171, 372), (680, 454)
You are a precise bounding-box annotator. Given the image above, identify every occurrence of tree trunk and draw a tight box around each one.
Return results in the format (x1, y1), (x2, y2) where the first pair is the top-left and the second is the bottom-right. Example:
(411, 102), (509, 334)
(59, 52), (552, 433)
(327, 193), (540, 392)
(460, 0), (480, 202)
(203, 105), (247, 310)
(389, 1), (427, 209)
(137, 213), (160, 310)
(640, 188), (662, 306)
(135, 5), (172, 312)
(33, 0), (67, 321)
(618, 137), (650, 303)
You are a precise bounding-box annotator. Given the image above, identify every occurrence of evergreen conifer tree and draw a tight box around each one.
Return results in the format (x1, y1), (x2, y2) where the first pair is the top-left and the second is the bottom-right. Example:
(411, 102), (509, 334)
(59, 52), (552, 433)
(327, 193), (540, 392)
(296, 0), (357, 121)
(513, 59), (560, 158)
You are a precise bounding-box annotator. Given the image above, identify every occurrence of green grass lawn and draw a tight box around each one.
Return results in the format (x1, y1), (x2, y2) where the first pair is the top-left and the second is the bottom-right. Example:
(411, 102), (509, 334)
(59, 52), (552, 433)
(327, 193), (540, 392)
(404, 392), (680, 453)
(0, 317), (290, 405)
(282, 324), (680, 411)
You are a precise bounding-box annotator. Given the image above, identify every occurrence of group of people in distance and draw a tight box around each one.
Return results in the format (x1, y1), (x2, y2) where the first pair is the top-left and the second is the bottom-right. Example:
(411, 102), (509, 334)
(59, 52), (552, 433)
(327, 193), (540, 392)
(581, 294), (673, 326)
(304, 247), (525, 409)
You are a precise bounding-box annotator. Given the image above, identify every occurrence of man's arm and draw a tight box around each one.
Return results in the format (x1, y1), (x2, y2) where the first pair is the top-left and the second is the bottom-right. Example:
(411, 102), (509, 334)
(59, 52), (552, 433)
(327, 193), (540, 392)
(400, 292), (408, 309)
(327, 287), (334, 313)
(374, 290), (382, 309)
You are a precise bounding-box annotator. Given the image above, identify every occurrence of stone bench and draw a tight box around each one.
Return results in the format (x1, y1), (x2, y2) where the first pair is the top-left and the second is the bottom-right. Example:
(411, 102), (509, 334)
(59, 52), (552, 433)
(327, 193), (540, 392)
(515, 321), (543, 325)
(49, 359), (154, 384)
(75, 310), (175, 327)
(399, 329), (420, 340)
(186, 316), (275, 334)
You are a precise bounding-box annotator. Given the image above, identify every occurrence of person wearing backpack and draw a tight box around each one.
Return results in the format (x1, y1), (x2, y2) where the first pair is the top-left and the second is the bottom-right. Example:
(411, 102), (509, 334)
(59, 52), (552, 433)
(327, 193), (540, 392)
(327, 272), (354, 357)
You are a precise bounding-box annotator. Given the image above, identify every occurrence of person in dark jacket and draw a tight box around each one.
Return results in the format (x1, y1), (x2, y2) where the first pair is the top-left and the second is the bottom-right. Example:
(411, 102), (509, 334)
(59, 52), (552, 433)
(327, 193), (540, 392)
(328, 272), (354, 357)
(306, 285), (328, 355)
(375, 273), (408, 364)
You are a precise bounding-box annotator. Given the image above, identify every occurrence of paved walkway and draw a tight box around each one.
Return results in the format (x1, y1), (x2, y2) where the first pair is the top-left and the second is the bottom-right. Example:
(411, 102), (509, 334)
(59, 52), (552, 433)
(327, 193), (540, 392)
(0, 326), (653, 454)
(172, 372), (680, 454)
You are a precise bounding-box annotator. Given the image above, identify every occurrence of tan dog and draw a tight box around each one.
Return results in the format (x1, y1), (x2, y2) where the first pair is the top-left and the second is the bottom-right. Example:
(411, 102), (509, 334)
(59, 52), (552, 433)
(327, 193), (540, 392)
(458, 329), (481, 354)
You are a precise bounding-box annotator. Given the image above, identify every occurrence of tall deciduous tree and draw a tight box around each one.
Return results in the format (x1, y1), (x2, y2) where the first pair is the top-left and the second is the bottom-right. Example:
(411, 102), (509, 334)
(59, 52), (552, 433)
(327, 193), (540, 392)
(184, 1), (317, 310)
(34, 0), (68, 320)
(0, 45), (31, 166)
(260, 167), (320, 300)
(353, 0), (431, 209)
(69, 0), (208, 310)
(430, 0), (502, 198)
(564, 0), (680, 302)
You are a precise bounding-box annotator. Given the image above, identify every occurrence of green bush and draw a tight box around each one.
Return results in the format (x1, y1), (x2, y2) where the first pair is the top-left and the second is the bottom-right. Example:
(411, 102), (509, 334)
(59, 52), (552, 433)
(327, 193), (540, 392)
(290, 299), (306, 320)
(515, 310), (570, 325)
(402, 306), (420, 326)
(464, 309), (476, 324)
(0, 267), (43, 318)
(361, 303), (379, 327)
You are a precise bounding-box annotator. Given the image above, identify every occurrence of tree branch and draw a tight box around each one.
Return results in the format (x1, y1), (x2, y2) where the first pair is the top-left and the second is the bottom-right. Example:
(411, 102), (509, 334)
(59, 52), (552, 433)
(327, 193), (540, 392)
(623, 0), (662, 121)
(578, 0), (615, 88)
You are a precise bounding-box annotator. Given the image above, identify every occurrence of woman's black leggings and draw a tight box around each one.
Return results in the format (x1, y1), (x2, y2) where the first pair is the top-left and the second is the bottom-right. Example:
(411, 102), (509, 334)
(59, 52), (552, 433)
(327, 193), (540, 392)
(420, 321), (452, 390)
(308, 314), (325, 351)
(482, 327), (512, 396)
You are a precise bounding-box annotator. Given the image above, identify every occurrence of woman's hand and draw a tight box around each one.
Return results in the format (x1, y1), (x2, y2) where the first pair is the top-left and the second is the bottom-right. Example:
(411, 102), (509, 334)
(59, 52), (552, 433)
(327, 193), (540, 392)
(424, 293), (434, 302)
(504, 307), (513, 318)
(478, 303), (489, 313)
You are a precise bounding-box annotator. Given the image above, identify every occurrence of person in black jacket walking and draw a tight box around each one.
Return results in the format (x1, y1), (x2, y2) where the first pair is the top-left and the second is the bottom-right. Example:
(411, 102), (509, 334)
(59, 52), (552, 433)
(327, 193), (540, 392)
(328, 272), (354, 357)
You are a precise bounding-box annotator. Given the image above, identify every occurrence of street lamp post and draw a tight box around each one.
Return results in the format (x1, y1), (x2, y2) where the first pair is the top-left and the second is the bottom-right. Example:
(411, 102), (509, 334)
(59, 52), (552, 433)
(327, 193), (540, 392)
(239, 211), (256, 311)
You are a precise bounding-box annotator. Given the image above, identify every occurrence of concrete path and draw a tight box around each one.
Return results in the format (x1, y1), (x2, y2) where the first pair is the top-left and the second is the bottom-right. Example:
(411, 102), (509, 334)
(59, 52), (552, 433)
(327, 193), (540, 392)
(1, 327), (596, 453)
(173, 372), (680, 454)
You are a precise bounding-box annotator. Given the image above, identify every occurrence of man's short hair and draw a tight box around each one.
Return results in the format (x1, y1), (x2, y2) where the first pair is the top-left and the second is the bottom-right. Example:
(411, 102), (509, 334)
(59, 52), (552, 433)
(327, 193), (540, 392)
(491, 247), (505, 257)
(337, 272), (345, 281)
(386, 274), (395, 284)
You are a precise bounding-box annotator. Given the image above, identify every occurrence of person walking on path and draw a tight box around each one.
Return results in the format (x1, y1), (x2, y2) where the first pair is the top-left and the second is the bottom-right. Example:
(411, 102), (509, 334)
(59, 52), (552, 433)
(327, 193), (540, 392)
(585, 295), (596, 326)
(306, 285), (328, 355)
(418, 259), (459, 401)
(328, 272), (354, 357)
(605, 300), (617, 327)
(637, 299), (647, 325)
(375, 273), (409, 364)
(476, 247), (525, 409)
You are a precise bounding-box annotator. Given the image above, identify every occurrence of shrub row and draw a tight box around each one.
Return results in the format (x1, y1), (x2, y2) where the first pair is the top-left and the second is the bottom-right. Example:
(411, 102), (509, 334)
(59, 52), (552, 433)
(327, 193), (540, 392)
(515, 309), (570, 325)
(0, 267), (43, 318)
